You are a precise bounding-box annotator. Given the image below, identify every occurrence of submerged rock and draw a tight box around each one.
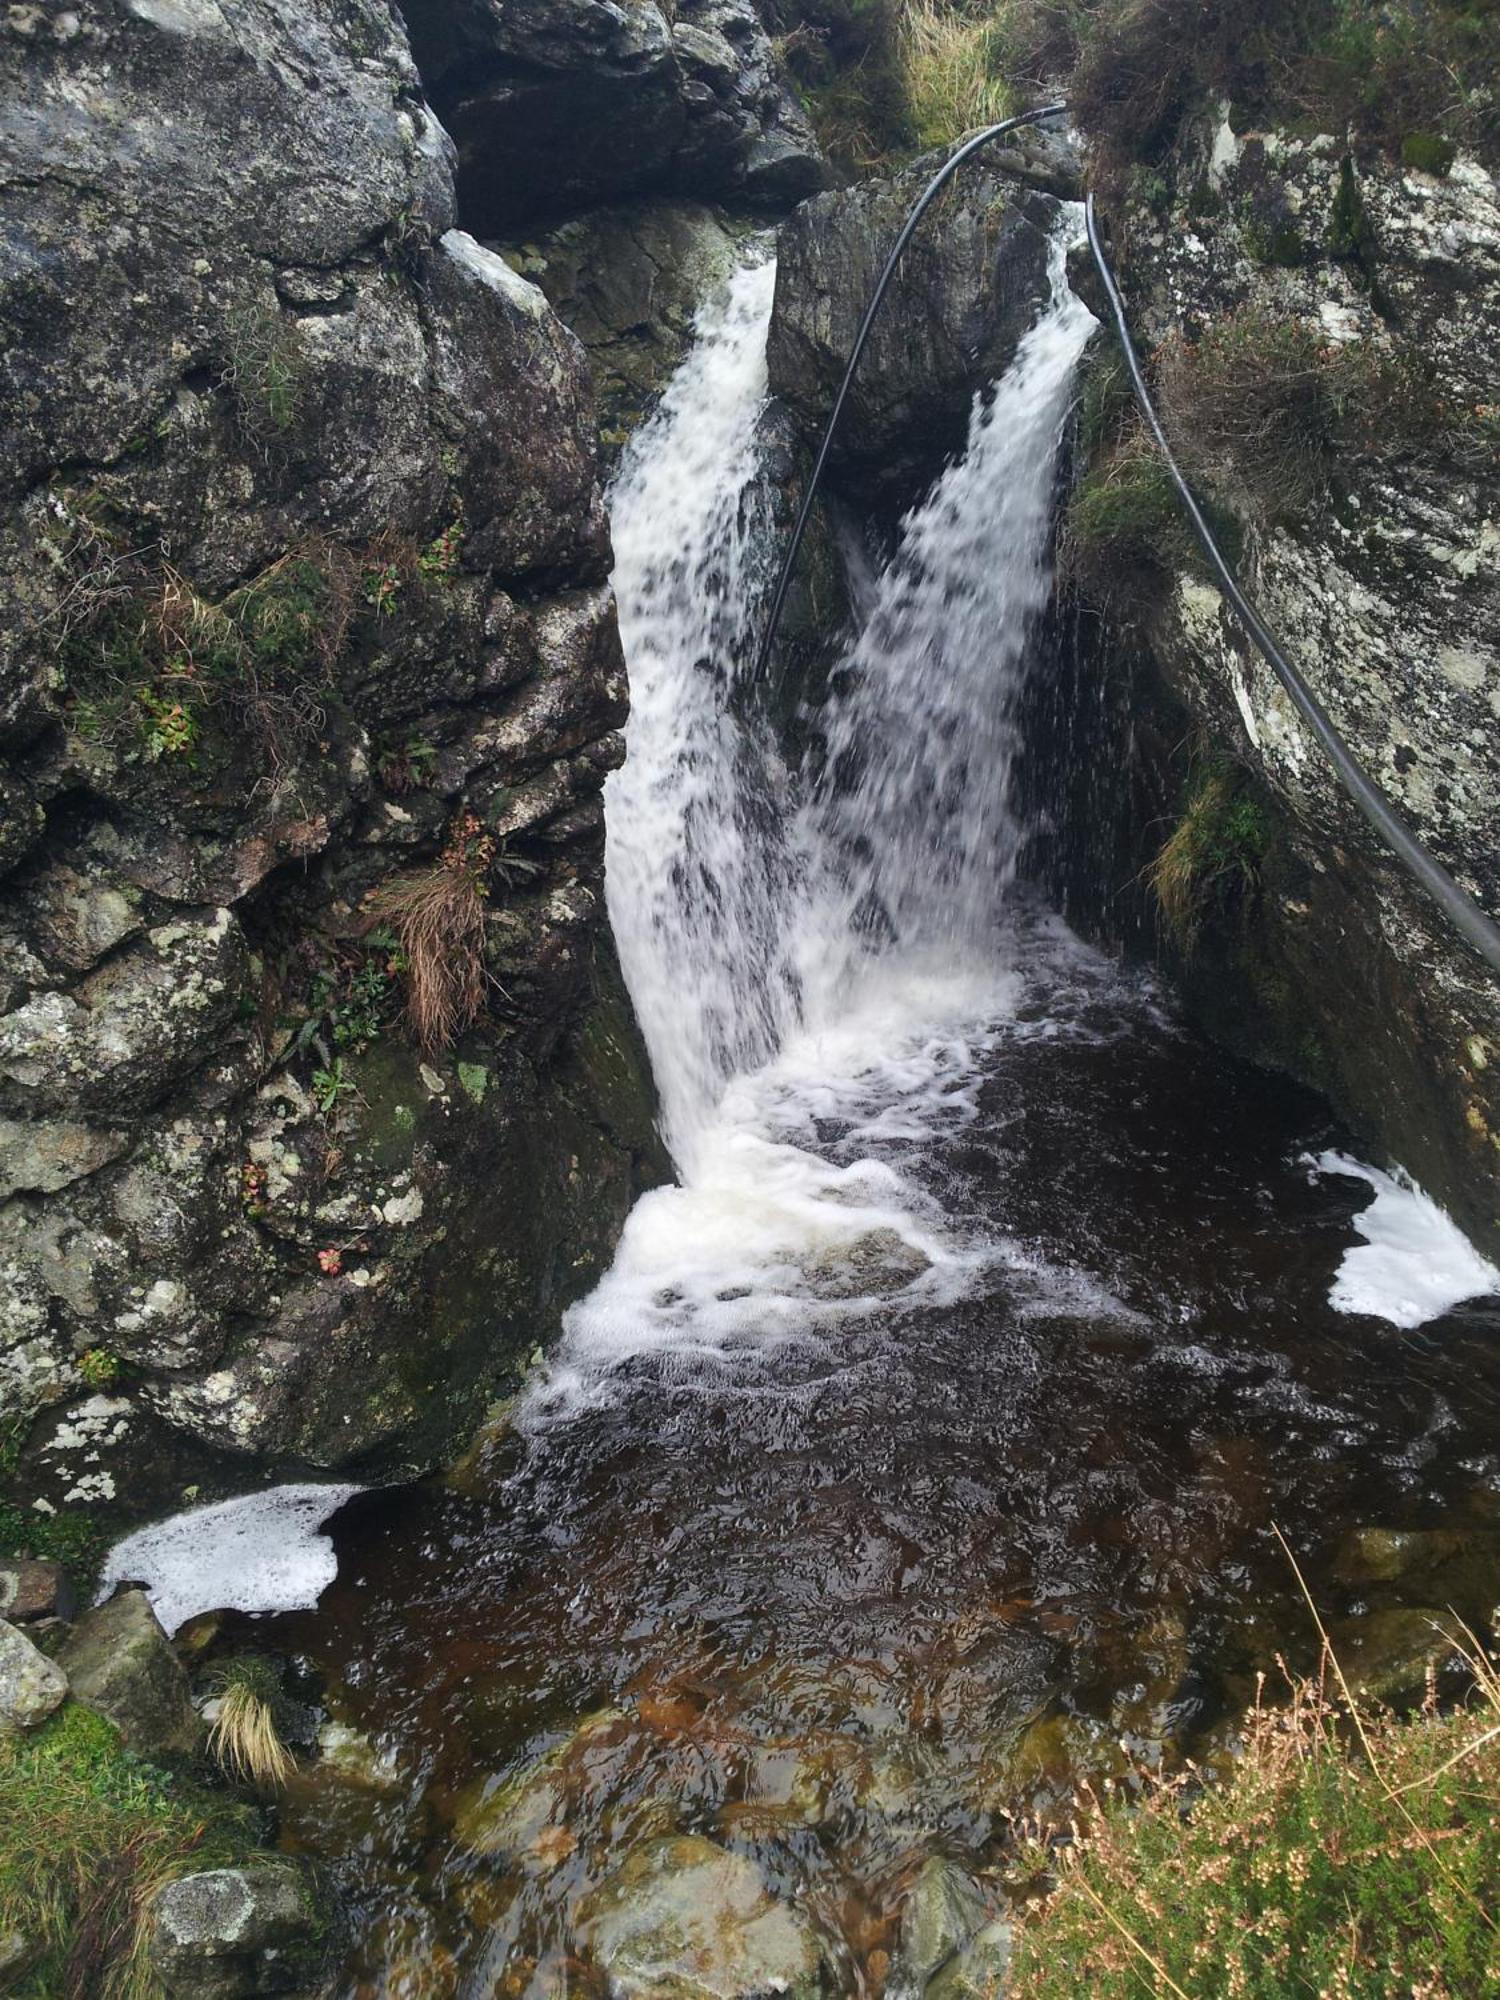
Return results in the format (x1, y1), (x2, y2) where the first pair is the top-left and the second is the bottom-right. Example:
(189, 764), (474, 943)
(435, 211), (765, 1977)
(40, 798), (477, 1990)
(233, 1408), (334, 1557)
(1335, 1608), (1465, 1705)
(575, 1834), (826, 1999)
(927, 1918), (1013, 2000)
(888, 1856), (988, 1998)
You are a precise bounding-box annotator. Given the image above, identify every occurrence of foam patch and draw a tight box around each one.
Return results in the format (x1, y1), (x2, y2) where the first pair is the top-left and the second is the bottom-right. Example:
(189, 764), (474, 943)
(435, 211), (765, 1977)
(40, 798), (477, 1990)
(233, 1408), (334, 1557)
(98, 1483), (362, 1634)
(1310, 1151), (1500, 1330)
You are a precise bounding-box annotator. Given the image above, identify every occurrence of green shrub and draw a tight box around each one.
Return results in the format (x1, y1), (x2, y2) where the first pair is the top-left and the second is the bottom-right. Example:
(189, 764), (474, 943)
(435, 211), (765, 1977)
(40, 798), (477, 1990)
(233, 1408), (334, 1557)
(1010, 1657), (1500, 1997)
(0, 1703), (258, 2000)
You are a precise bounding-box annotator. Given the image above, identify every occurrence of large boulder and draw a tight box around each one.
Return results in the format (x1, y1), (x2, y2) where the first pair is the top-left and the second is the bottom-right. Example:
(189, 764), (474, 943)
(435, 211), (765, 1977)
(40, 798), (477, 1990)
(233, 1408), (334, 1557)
(767, 139), (1079, 509)
(57, 1589), (201, 1757)
(148, 1859), (323, 2000)
(399, 0), (828, 235)
(575, 1834), (827, 1998)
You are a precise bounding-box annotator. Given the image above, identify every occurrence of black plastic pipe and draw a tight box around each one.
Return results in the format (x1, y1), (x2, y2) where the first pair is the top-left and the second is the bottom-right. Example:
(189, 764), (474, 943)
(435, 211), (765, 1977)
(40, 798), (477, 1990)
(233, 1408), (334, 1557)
(752, 102), (1068, 688)
(751, 106), (1500, 977)
(1083, 193), (1500, 976)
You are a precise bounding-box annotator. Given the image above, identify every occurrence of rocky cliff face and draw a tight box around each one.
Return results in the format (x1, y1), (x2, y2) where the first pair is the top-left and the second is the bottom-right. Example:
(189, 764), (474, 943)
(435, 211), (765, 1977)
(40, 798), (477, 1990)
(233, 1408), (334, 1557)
(399, 0), (830, 234)
(0, 0), (666, 1525)
(1070, 115), (1500, 1255)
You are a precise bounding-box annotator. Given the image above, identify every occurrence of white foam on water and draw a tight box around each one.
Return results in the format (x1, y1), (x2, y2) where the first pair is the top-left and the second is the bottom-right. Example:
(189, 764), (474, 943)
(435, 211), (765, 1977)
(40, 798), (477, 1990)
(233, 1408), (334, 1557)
(98, 1483), (362, 1635)
(527, 222), (1102, 1422)
(1309, 1150), (1500, 1329)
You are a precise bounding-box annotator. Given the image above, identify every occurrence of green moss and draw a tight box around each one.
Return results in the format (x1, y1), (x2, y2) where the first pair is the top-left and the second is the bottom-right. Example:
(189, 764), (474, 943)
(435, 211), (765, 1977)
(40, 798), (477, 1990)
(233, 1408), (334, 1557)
(1401, 129), (1457, 175)
(1241, 216), (1304, 266)
(0, 1499), (111, 1588)
(0, 1702), (259, 2000)
(222, 303), (307, 443)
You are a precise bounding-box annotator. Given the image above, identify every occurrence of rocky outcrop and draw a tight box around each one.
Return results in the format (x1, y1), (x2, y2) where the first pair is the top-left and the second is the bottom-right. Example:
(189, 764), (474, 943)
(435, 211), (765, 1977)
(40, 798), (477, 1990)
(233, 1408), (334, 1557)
(1071, 114), (1500, 1252)
(0, 0), (666, 1526)
(768, 133), (1081, 508)
(399, 0), (830, 235)
(58, 1588), (201, 1756)
(507, 200), (751, 452)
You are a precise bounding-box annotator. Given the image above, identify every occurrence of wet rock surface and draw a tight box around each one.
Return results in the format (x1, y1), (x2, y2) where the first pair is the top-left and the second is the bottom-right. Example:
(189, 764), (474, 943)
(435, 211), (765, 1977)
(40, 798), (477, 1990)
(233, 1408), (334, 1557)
(576, 1834), (826, 1999)
(399, 0), (828, 235)
(0, 0), (665, 1523)
(149, 1859), (324, 1999)
(1066, 116), (1500, 1250)
(768, 140), (1077, 508)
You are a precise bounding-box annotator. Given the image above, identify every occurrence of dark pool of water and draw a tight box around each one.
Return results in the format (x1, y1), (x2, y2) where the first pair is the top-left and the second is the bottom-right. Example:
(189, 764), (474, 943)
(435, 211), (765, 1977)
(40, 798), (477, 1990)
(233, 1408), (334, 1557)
(240, 939), (1500, 1998)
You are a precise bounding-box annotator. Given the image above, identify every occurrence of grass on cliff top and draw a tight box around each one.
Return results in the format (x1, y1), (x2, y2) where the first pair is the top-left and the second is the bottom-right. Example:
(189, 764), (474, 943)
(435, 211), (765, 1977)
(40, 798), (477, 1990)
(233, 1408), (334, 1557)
(1009, 1571), (1500, 1999)
(0, 1703), (258, 2000)
(993, 0), (1499, 180)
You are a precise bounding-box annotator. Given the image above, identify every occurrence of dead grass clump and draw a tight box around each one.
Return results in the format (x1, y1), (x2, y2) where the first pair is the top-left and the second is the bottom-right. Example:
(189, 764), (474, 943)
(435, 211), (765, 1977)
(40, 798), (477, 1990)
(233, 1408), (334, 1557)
(1158, 310), (1442, 521)
(207, 1681), (295, 1793)
(361, 812), (498, 1054)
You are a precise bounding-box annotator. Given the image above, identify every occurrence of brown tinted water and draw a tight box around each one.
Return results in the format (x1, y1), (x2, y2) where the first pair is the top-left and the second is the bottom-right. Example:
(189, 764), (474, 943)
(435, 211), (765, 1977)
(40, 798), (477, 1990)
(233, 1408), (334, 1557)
(239, 919), (1500, 1997)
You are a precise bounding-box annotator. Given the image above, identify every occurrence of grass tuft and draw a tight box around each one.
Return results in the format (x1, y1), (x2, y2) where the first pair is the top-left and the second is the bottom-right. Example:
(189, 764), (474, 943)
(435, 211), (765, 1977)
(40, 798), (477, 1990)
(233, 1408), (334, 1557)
(361, 812), (502, 1055)
(205, 1676), (295, 1794)
(0, 1704), (257, 2000)
(1146, 759), (1271, 945)
(897, 0), (1014, 148)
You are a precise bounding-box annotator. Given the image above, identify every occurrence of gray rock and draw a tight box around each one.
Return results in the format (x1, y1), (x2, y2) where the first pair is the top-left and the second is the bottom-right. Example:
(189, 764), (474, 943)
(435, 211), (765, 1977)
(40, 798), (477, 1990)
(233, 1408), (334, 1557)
(511, 200), (747, 449)
(576, 1833), (826, 1998)
(399, 0), (826, 234)
(928, 1919), (1013, 2000)
(149, 1859), (320, 1999)
(0, 1618), (69, 1730)
(0, 1558), (78, 1624)
(768, 154), (1064, 508)
(888, 1857), (988, 1998)
(0, 1115), (130, 1199)
(58, 1589), (201, 1757)
(0, 1930), (40, 1982)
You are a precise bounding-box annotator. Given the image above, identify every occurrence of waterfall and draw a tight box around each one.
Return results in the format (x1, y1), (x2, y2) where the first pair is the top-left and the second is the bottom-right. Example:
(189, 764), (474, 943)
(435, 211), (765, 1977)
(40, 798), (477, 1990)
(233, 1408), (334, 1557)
(531, 220), (1098, 1418)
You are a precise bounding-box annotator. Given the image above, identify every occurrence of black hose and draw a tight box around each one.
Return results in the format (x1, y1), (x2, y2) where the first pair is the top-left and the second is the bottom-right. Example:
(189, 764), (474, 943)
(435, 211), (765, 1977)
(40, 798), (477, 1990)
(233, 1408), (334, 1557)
(1083, 193), (1500, 976)
(750, 104), (1500, 977)
(753, 103), (1068, 688)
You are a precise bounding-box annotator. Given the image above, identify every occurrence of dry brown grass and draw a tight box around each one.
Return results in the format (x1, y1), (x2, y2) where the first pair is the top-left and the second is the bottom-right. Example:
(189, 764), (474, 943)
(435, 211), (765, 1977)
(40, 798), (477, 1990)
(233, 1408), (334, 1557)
(362, 813), (498, 1054)
(207, 1682), (295, 1793)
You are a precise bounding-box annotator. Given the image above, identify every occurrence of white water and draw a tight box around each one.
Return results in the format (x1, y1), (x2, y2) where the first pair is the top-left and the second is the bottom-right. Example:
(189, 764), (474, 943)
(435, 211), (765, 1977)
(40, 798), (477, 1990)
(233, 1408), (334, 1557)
(98, 1483), (362, 1635)
(1309, 1152), (1500, 1329)
(533, 227), (1098, 1418)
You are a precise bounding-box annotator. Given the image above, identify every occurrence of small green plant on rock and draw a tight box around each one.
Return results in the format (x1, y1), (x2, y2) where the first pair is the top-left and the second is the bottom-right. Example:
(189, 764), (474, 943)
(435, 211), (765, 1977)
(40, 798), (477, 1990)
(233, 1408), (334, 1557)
(222, 302), (308, 448)
(77, 1348), (123, 1389)
(311, 1056), (359, 1116)
(1147, 760), (1272, 946)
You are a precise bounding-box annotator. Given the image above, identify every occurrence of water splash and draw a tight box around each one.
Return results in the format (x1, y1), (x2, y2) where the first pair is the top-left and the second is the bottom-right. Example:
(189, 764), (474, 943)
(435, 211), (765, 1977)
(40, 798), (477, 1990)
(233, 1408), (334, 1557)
(534, 223), (1098, 1419)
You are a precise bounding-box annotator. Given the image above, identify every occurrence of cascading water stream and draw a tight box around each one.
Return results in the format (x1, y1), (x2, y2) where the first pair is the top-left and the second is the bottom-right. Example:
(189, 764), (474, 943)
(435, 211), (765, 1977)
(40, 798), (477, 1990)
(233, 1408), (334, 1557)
(532, 223), (1100, 1417)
